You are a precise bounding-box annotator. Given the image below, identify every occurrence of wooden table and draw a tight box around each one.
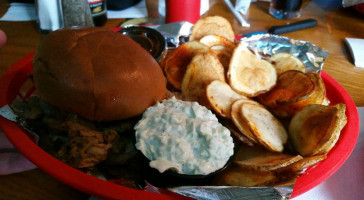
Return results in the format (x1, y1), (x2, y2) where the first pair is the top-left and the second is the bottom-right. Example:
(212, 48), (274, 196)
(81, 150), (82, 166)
(0, 0), (363, 199)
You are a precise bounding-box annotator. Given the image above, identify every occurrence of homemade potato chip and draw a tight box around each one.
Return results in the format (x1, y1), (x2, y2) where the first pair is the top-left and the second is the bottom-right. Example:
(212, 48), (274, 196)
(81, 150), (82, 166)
(181, 52), (225, 107)
(240, 103), (288, 152)
(210, 45), (233, 70)
(308, 71), (326, 105)
(222, 119), (255, 146)
(272, 177), (298, 187)
(268, 53), (306, 75)
(198, 35), (235, 69)
(272, 154), (327, 184)
(313, 103), (347, 155)
(231, 99), (260, 143)
(199, 35), (236, 49)
(233, 145), (303, 171)
(190, 16), (235, 42)
(214, 165), (278, 187)
(276, 154), (327, 174)
(160, 15), (345, 187)
(322, 96), (330, 106)
(288, 103), (347, 156)
(163, 41), (210, 90)
(228, 43), (277, 97)
(257, 70), (326, 118)
(215, 148), (326, 187)
(206, 80), (248, 118)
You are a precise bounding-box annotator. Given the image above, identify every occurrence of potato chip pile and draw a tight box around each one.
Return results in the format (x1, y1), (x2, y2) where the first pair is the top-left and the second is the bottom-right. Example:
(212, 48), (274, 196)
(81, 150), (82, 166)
(161, 16), (347, 187)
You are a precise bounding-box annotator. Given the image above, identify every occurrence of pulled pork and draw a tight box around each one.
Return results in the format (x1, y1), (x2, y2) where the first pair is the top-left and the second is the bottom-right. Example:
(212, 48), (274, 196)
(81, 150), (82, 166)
(58, 121), (118, 168)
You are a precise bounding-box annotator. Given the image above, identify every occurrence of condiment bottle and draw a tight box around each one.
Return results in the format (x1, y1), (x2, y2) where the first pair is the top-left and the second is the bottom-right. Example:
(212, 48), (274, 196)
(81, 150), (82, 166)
(88, 0), (108, 26)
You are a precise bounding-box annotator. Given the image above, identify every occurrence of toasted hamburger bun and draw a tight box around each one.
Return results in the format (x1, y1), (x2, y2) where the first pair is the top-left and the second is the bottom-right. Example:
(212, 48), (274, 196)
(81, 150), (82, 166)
(33, 27), (166, 121)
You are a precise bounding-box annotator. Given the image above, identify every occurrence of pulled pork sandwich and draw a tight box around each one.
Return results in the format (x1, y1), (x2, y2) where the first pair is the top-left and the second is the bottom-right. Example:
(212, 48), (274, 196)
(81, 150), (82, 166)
(12, 27), (166, 171)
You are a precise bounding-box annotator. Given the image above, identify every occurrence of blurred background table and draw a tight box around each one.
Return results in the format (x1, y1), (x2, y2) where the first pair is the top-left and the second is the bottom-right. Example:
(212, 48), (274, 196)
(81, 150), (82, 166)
(0, 0), (363, 199)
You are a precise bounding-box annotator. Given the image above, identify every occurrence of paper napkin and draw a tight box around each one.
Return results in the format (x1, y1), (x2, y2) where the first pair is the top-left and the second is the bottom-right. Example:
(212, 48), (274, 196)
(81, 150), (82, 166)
(345, 38), (364, 68)
(0, 131), (37, 175)
(0, 3), (36, 21)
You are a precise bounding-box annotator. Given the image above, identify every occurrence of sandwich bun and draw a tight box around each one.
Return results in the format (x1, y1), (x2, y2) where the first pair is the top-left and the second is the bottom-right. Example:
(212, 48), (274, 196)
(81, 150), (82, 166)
(33, 27), (166, 121)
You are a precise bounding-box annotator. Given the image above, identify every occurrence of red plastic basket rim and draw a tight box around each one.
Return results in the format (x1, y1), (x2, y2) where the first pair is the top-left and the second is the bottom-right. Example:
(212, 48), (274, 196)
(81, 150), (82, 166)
(0, 52), (359, 199)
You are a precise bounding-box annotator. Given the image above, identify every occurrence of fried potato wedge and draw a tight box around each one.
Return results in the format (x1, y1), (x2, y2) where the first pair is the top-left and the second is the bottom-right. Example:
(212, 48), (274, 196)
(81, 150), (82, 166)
(214, 165), (278, 187)
(257, 71), (326, 118)
(163, 41), (210, 90)
(231, 99), (260, 143)
(234, 145), (303, 171)
(190, 16), (235, 42)
(181, 52), (226, 106)
(288, 104), (347, 156)
(228, 44), (277, 97)
(199, 35), (236, 49)
(206, 80), (248, 118)
(268, 53), (306, 75)
(240, 103), (288, 152)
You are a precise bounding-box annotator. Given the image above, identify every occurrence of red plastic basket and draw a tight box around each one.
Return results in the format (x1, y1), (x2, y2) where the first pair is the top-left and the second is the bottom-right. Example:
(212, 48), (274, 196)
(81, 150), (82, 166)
(354, 3), (364, 15)
(0, 53), (359, 199)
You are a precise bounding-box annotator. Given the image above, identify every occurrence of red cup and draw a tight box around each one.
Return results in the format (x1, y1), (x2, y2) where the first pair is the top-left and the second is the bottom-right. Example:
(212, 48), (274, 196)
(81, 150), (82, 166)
(165, 0), (201, 24)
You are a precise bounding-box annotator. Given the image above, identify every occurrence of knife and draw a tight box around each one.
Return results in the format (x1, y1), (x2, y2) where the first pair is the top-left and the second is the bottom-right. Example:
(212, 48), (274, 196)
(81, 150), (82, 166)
(241, 19), (318, 37)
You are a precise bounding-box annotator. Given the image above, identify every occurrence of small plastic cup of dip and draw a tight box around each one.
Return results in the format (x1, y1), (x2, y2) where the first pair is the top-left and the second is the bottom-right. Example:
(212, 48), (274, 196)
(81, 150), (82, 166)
(136, 149), (233, 187)
(119, 26), (166, 62)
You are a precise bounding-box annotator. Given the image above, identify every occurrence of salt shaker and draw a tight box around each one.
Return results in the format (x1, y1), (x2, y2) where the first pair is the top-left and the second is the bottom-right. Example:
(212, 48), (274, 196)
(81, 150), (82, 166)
(35, 0), (95, 33)
(62, 0), (94, 27)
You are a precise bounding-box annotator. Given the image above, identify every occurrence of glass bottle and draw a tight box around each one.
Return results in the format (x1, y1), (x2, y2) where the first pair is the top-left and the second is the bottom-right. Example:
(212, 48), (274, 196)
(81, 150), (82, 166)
(88, 0), (108, 26)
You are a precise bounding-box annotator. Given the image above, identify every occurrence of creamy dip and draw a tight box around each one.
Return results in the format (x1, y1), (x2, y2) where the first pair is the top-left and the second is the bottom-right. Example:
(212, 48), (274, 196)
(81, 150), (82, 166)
(134, 97), (234, 175)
